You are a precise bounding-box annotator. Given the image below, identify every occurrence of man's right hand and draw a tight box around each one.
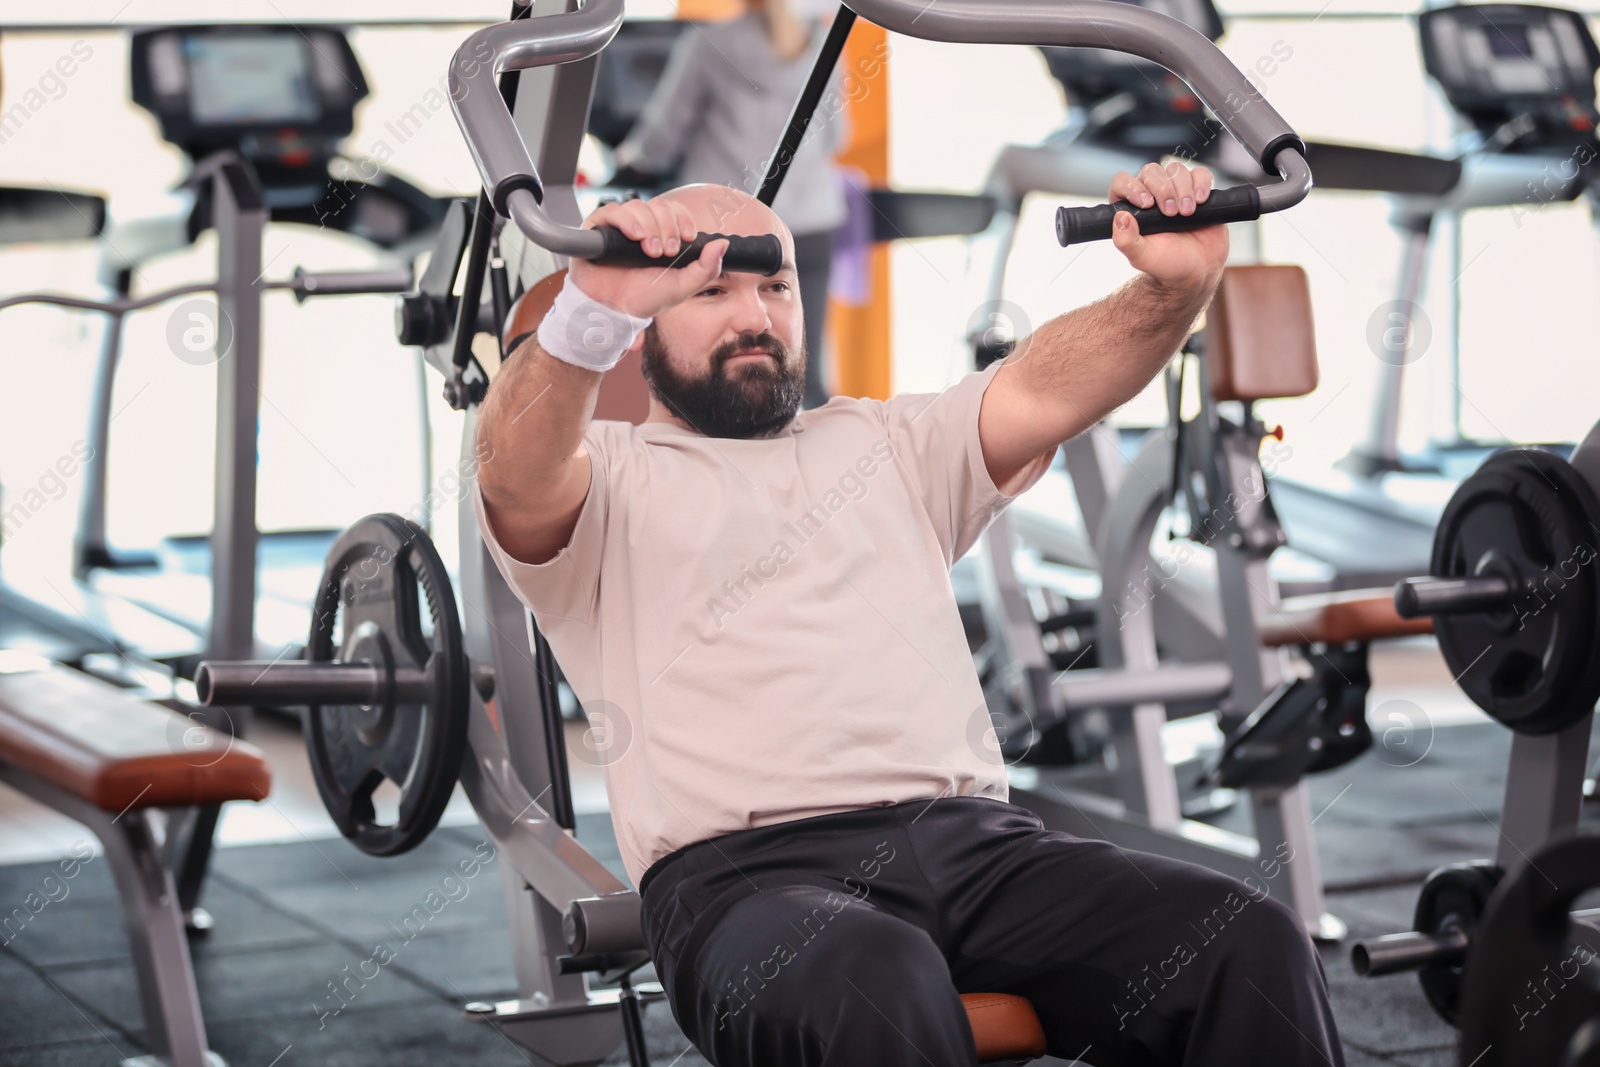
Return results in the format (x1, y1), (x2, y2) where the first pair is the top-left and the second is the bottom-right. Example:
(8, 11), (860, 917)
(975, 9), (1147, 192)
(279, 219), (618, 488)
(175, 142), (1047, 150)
(568, 196), (728, 320)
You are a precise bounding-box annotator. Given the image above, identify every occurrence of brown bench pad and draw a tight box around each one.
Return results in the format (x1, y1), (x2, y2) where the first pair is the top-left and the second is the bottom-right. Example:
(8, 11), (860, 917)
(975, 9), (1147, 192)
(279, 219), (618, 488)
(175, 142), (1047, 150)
(1260, 590), (1434, 648)
(0, 660), (272, 811)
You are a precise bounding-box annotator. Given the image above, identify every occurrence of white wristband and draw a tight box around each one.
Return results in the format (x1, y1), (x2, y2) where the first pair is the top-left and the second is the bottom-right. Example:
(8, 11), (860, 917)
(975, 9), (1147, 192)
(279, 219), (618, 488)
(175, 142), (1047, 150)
(536, 275), (653, 372)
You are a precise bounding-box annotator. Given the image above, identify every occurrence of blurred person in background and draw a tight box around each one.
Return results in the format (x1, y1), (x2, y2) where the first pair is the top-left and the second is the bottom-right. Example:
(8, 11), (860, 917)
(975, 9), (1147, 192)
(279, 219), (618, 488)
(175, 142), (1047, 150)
(612, 0), (847, 409)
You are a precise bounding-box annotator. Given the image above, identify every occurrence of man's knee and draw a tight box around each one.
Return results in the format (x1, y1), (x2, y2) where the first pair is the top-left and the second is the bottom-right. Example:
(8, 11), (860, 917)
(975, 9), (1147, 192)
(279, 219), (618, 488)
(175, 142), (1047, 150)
(1220, 889), (1321, 979)
(698, 890), (957, 1028)
(708, 888), (944, 1004)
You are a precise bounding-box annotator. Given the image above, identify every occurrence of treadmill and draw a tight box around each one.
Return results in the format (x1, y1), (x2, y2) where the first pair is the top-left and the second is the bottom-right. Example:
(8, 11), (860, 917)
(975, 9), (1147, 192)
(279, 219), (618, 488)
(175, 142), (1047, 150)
(1269, 3), (1600, 583)
(1, 24), (448, 678)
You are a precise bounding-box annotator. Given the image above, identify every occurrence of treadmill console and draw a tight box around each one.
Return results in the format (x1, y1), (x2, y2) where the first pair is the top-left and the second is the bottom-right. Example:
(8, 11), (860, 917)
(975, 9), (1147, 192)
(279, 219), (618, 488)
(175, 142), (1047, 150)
(130, 25), (368, 174)
(1038, 0), (1227, 154)
(1419, 4), (1599, 149)
(589, 19), (697, 151)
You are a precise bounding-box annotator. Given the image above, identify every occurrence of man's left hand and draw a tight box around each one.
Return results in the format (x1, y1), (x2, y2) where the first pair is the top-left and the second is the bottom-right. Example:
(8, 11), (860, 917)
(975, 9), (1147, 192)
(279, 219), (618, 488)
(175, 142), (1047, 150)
(1108, 161), (1228, 291)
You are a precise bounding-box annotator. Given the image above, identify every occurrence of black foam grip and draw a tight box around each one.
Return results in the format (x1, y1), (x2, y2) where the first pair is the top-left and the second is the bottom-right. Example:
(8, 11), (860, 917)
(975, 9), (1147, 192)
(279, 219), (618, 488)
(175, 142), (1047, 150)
(591, 227), (783, 276)
(1055, 184), (1262, 247)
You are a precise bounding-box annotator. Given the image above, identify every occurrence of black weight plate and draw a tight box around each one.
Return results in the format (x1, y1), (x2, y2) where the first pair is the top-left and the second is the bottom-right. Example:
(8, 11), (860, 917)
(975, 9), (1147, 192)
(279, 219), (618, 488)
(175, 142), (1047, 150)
(1413, 861), (1502, 1026)
(1459, 835), (1600, 1067)
(306, 513), (468, 856)
(1431, 449), (1600, 735)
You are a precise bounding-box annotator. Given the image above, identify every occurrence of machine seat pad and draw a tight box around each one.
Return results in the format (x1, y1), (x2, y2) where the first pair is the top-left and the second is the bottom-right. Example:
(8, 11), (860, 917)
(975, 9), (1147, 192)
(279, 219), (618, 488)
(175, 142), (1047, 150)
(964, 992), (1047, 1063)
(502, 268), (649, 424)
(1207, 264), (1319, 403)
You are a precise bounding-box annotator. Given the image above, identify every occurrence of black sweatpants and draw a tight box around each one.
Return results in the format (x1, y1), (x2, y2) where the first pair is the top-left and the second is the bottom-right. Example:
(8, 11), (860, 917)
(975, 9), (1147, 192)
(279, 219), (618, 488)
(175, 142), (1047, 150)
(792, 227), (835, 410)
(638, 796), (1343, 1067)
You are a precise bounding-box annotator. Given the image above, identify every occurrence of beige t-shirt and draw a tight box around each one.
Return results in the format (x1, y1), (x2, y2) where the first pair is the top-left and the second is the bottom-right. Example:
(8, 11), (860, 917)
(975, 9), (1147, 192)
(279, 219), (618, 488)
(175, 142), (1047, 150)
(474, 361), (1052, 887)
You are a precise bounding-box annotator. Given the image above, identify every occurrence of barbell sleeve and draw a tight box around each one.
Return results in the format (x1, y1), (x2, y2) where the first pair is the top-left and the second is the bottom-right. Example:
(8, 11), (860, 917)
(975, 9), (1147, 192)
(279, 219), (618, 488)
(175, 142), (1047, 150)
(1350, 928), (1471, 976)
(283, 267), (415, 302)
(195, 661), (433, 707)
(1394, 576), (1514, 619)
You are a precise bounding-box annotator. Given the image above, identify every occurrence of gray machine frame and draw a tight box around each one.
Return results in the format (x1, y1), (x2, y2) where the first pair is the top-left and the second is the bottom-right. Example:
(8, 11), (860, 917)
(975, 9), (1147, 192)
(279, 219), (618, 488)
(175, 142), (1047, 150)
(437, 0), (1310, 1062)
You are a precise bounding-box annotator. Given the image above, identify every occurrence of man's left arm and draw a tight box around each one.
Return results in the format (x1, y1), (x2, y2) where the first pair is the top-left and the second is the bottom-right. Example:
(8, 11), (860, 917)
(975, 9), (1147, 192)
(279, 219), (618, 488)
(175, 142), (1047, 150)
(980, 161), (1229, 491)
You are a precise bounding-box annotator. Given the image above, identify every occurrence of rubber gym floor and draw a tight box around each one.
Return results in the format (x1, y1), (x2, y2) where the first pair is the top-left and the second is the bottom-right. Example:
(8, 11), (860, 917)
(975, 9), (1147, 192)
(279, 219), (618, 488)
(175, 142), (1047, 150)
(1, 687), (1586, 1065)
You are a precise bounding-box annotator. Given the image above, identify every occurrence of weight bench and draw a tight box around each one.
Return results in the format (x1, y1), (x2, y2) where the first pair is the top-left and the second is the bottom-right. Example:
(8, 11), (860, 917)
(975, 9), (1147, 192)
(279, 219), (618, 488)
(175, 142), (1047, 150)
(0, 653), (272, 1067)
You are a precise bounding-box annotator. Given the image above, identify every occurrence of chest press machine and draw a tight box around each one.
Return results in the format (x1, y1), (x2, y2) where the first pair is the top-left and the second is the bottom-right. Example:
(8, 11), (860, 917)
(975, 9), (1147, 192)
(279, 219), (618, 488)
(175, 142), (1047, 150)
(187, 0), (1320, 1063)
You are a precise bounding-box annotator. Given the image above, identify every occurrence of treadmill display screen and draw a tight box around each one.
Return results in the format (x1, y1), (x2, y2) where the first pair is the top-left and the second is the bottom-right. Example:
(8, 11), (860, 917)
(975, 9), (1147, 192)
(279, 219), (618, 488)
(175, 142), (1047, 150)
(1487, 25), (1531, 59)
(185, 35), (319, 126)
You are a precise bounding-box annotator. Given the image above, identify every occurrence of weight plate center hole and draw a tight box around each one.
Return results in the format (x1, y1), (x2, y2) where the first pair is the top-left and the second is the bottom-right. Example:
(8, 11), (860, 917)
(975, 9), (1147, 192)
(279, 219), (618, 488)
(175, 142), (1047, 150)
(345, 620), (395, 744)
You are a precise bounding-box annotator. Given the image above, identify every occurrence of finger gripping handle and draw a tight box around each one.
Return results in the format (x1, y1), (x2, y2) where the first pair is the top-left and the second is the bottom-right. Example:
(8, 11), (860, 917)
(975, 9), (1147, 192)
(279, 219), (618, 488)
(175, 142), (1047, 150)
(591, 227), (783, 276)
(1055, 185), (1262, 247)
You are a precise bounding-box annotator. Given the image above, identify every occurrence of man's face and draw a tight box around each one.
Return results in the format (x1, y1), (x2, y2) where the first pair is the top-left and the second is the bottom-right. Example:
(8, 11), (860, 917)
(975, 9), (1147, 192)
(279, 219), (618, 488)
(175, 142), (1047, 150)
(640, 262), (807, 440)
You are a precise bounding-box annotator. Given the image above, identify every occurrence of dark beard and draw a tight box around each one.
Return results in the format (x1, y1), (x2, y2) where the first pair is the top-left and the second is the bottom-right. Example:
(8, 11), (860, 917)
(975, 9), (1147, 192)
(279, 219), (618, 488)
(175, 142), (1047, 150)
(639, 325), (806, 440)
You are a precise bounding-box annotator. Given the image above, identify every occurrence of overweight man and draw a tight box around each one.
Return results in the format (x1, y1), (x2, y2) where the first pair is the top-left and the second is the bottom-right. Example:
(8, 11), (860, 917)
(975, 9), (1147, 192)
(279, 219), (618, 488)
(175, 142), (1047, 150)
(473, 163), (1344, 1067)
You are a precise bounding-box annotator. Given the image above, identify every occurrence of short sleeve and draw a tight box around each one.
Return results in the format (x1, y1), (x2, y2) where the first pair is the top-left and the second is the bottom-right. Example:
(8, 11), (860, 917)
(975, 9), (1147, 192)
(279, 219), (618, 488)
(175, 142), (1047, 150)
(880, 362), (1053, 566)
(472, 428), (610, 625)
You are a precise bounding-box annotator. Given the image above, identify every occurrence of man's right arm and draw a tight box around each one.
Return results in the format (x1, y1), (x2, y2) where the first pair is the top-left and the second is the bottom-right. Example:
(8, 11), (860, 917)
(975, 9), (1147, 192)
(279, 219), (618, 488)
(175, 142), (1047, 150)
(477, 344), (601, 566)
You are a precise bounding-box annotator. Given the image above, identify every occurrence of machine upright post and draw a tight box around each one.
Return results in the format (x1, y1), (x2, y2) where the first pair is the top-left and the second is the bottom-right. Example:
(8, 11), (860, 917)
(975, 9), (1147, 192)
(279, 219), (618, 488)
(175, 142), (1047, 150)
(169, 159), (268, 925)
(209, 160), (267, 665)
(74, 285), (130, 578)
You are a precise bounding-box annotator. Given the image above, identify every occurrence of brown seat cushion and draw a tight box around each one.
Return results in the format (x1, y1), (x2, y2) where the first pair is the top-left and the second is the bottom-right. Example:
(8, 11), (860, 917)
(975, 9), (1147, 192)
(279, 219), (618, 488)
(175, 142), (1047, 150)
(1207, 265), (1319, 403)
(963, 992), (1046, 1063)
(0, 659), (272, 811)
(502, 268), (650, 425)
(1259, 590), (1434, 648)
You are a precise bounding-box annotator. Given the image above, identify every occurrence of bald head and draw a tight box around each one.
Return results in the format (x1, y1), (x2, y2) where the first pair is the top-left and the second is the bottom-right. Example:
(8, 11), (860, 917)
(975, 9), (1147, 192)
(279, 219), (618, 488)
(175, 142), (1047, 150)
(499, 183), (807, 438)
(654, 184), (795, 268)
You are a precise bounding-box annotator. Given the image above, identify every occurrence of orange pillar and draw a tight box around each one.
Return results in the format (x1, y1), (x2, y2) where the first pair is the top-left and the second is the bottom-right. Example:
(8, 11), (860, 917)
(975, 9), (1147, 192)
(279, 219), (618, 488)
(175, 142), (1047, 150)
(829, 20), (892, 401)
(674, 0), (742, 18)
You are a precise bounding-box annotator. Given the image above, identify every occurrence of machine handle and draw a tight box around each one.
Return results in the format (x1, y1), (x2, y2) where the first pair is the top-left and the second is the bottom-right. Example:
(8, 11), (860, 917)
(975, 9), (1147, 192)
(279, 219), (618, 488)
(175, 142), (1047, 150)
(1393, 576), (1513, 619)
(445, 0), (778, 277)
(855, 0), (1312, 241)
(1056, 184), (1263, 247)
(448, 0), (1309, 261)
(591, 226), (782, 275)
(848, 0), (1301, 168)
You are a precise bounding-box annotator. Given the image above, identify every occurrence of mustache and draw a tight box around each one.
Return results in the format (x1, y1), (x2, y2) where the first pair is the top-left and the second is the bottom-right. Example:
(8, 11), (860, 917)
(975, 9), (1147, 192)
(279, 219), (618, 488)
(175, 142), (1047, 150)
(713, 333), (789, 370)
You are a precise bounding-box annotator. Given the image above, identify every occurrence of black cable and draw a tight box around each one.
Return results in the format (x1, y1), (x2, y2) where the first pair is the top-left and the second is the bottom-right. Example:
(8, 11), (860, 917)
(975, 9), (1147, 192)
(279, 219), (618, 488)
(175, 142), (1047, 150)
(757, 7), (856, 206)
(449, 1), (533, 377)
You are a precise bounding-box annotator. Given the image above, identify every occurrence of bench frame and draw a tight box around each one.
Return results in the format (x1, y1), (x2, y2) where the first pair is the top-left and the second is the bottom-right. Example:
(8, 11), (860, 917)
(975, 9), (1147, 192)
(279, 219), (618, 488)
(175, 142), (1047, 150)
(0, 765), (224, 1067)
